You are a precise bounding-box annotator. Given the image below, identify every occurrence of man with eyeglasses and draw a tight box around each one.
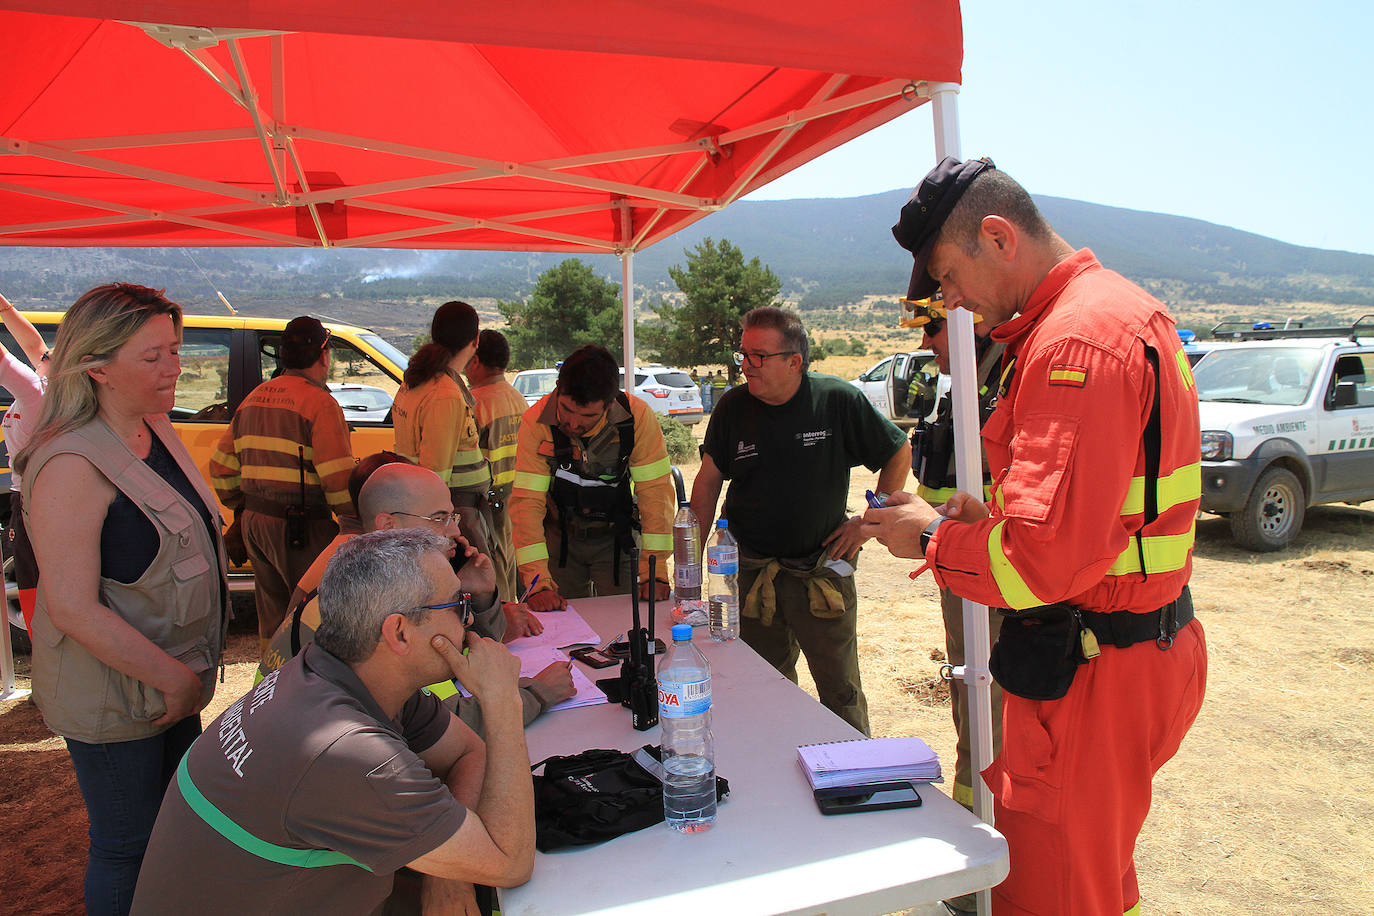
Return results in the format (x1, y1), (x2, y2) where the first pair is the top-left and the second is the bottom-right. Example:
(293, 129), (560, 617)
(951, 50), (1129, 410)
(134, 528), (536, 916)
(257, 459), (574, 733)
(210, 315), (358, 654)
(690, 306), (911, 735)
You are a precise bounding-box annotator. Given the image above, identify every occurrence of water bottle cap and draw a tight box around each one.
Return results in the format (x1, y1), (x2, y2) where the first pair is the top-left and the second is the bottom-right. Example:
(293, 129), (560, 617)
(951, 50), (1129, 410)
(671, 624), (693, 641)
(715, 518), (728, 528)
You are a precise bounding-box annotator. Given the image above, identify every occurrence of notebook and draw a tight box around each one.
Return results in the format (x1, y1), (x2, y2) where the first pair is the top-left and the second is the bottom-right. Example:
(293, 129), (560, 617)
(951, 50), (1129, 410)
(797, 736), (942, 790)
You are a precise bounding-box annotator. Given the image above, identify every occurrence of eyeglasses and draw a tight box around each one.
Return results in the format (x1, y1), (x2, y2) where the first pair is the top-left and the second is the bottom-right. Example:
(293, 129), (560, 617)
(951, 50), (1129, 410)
(407, 594), (475, 628)
(733, 350), (797, 368)
(391, 510), (462, 528)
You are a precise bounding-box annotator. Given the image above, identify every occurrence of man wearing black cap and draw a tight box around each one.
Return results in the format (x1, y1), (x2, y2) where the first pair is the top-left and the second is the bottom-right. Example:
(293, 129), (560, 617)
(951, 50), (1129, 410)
(211, 316), (358, 652)
(863, 159), (1207, 915)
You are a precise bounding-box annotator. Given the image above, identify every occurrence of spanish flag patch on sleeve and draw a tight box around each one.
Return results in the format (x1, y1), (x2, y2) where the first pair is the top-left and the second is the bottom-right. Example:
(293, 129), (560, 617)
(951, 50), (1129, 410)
(1048, 364), (1088, 387)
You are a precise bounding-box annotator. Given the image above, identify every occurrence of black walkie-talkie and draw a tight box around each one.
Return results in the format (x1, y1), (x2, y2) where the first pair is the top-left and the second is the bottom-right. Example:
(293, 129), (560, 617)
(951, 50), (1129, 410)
(285, 445), (308, 550)
(621, 549), (659, 731)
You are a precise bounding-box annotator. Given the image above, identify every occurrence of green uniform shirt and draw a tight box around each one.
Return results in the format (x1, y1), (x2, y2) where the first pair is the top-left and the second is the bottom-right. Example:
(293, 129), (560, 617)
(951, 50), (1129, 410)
(703, 373), (906, 559)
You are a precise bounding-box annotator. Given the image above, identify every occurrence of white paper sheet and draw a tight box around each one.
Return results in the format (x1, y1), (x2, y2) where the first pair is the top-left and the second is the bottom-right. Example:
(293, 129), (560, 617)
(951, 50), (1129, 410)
(507, 644), (607, 711)
(504, 605), (602, 652)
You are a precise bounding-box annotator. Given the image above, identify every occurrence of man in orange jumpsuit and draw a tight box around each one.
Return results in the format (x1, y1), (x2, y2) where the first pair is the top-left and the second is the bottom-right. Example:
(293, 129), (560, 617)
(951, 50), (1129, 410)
(863, 158), (1207, 916)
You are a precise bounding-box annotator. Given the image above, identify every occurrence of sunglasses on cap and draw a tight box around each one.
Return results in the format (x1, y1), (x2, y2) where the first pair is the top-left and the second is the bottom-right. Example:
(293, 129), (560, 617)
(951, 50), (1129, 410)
(898, 290), (981, 335)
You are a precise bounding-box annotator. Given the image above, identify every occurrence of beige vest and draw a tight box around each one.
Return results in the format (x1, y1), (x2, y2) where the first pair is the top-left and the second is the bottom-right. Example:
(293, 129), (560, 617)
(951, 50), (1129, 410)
(22, 415), (229, 743)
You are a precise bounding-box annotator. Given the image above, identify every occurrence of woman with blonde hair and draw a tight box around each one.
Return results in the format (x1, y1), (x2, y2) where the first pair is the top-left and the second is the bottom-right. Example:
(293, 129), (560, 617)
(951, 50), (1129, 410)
(17, 283), (228, 916)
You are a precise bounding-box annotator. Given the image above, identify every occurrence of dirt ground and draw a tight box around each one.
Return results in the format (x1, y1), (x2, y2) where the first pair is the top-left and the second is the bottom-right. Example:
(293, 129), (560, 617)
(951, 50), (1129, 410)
(3, 415), (1372, 914)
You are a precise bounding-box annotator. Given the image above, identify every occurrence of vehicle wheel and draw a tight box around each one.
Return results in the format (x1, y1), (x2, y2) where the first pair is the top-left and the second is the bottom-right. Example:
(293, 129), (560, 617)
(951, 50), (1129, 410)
(1230, 466), (1305, 551)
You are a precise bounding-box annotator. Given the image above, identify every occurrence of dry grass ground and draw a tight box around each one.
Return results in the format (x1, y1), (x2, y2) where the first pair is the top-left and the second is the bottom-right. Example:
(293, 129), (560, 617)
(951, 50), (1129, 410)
(2, 416), (1371, 914)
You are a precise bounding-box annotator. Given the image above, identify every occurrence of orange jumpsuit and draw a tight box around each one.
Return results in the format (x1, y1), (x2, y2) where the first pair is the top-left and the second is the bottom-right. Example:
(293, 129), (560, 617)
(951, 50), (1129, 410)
(925, 250), (1208, 916)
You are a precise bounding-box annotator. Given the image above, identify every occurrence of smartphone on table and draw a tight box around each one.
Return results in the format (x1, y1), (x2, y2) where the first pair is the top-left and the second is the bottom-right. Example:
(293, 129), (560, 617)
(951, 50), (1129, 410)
(813, 781), (923, 816)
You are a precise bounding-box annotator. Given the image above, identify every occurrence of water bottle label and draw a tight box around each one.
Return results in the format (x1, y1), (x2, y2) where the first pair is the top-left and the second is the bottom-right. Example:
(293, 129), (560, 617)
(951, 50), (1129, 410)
(706, 546), (738, 576)
(658, 677), (711, 717)
(675, 565), (701, 589)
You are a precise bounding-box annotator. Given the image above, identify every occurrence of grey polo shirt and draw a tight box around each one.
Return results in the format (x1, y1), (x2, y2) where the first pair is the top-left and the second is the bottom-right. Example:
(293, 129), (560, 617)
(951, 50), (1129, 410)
(133, 644), (464, 916)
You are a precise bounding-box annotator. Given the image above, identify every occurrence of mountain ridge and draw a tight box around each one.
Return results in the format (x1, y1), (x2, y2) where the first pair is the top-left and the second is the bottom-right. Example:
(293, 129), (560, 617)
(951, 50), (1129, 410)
(2, 191), (1371, 317)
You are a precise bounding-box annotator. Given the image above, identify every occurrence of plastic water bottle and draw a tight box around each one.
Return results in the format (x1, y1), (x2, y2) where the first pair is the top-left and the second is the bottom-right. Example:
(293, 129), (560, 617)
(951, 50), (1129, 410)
(706, 519), (739, 642)
(658, 624), (716, 832)
(671, 501), (706, 626)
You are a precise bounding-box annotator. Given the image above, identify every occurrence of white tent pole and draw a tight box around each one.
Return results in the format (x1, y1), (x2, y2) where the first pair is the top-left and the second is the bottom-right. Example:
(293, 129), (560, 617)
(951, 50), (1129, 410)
(932, 80), (996, 916)
(621, 250), (636, 396)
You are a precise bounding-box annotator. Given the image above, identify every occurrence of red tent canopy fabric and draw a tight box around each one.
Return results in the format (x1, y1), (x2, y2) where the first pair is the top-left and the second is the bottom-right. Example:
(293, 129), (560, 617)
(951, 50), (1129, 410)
(0, 1), (961, 252)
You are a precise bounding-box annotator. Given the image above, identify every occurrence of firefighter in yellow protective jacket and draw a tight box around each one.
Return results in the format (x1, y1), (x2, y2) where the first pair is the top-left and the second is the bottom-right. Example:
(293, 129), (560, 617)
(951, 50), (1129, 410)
(210, 316), (356, 647)
(465, 329), (526, 602)
(392, 301), (495, 559)
(510, 345), (674, 611)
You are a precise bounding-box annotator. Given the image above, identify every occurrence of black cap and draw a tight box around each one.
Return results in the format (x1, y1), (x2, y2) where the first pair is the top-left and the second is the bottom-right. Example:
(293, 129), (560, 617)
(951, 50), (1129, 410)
(892, 156), (996, 301)
(280, 316), (330, 368)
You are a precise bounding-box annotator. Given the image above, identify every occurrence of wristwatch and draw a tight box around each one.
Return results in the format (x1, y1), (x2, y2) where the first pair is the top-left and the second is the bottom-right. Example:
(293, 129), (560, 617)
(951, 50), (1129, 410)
(920, 516), (945, 555)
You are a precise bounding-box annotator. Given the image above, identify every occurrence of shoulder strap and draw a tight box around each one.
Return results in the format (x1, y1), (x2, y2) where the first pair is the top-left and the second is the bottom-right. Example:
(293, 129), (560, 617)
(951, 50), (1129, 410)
(613, 391), (635, 475)
(1134, 344), (1164, 579)
(288, 589), (317, 658)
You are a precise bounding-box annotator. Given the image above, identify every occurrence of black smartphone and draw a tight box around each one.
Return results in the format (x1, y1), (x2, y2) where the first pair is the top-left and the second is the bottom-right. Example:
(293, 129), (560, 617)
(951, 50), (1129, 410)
(570, 646), (617, 668)
(814, 781), (923, 816)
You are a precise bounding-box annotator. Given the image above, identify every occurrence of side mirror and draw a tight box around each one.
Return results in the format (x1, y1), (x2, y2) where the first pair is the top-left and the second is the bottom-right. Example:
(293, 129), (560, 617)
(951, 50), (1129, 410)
(1331, 380), (1358, 408)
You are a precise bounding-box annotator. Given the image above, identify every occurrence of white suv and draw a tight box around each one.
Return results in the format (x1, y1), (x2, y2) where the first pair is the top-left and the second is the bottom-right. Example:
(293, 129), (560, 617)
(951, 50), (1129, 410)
(511, 364), (705, 425)
(1194, 321), (1374, 550)
(619, 365), (704, 426)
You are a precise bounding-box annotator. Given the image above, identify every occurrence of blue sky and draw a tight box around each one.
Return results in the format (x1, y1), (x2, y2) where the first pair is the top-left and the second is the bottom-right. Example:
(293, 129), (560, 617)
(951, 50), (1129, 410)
(747, 1), (1374, 257)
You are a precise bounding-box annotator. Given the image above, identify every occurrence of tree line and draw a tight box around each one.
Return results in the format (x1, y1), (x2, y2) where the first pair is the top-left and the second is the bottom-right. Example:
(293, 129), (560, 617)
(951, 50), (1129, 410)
(494, 238), (862, 381)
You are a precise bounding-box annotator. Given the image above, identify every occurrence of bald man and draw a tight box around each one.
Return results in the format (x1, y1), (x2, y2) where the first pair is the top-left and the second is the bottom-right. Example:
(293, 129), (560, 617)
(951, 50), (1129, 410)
(258, 460), (573, 730)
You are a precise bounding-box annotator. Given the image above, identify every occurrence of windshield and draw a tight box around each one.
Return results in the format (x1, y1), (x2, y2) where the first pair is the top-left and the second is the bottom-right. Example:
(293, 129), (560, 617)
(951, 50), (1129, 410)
(516, 372), (558, 398)
(361, 333), (409, 372)
(1194, 347), (1323, 407)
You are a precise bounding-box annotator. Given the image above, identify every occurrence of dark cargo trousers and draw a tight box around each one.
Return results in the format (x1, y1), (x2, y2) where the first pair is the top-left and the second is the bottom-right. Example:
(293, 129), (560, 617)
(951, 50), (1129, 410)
(243, 510), (337, 643)
(541, 519), (635, 599)
(738, 564), (869, 736)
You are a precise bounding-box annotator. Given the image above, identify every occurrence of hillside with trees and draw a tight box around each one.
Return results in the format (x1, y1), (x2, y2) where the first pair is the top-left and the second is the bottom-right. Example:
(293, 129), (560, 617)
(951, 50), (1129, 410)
(2, 190), (1371, 354)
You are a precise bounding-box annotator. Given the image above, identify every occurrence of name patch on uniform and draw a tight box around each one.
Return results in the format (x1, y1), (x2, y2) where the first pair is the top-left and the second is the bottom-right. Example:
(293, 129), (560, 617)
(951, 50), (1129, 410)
(1048, 364), (1087, 387)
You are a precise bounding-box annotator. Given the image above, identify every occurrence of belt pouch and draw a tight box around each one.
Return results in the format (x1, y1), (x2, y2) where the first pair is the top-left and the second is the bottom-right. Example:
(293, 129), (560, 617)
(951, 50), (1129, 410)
(989, 603), (1085, 701)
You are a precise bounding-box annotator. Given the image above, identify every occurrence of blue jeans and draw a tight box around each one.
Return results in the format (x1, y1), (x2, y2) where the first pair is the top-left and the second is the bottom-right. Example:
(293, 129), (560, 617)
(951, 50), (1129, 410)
(65, 716), (202, 916)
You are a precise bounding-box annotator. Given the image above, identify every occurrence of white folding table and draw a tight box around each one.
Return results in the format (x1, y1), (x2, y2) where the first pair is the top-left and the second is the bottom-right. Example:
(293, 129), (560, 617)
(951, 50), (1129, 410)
(500, 596), (1008, 916)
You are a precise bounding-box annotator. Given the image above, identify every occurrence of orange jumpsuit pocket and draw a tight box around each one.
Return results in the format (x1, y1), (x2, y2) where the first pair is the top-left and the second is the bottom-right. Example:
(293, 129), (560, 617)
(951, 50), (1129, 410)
(983, 683), (1088, 824)
(1001, 413), (1079, 523)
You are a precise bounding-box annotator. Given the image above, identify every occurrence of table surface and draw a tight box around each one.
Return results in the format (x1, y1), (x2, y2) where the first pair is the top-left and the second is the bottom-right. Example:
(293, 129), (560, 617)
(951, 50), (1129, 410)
(499, 596), (1008, 916)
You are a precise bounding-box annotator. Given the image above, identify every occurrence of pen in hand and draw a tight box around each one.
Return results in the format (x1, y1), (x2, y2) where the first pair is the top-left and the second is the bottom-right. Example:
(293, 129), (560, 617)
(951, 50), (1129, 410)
(518, 573), (541, 604)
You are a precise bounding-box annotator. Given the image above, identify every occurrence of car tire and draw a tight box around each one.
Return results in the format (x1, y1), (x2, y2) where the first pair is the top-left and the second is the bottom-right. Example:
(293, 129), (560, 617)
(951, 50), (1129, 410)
(1230, 466), (1305, 551)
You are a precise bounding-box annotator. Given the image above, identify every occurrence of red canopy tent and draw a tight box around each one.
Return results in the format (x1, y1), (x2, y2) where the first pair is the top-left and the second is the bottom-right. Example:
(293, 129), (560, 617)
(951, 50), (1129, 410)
(0, 10), (999, 858)
(0, 1), (962, 253)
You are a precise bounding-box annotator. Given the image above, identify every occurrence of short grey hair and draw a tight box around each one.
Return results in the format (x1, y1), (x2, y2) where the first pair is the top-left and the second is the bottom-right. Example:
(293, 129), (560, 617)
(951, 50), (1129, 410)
(315, 528), (452, 663)
(937, 168), (1052, 257)
(742, 305), (810, 371)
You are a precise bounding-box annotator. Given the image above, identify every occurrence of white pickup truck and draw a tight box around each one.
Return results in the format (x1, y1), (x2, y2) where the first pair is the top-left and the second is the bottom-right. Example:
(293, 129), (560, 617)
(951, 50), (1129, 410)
(1194, 319), (1374, 550)
(849, 350), (943, 427)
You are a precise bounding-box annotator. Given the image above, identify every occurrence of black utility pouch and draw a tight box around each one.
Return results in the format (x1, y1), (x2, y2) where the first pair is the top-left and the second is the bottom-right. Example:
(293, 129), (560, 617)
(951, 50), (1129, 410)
(989, 603), (1087, 701)
(284, 504), (308, 550)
